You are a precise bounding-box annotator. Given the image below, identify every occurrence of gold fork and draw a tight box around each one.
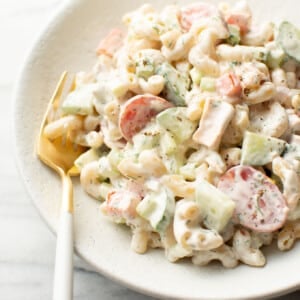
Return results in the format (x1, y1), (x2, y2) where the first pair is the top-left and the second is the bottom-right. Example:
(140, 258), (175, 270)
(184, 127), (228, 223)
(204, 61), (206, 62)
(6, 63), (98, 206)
(36, 72), (85, 300)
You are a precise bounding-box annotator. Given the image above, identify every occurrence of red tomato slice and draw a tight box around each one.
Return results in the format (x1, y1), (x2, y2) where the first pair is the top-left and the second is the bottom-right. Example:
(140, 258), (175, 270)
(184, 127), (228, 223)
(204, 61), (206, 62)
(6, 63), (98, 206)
(180, 3), (218, 31)
(119, 94), (173, 141)
(96, 28), (124, 57)
(217, 166), (289, 232)
(216, 72), (242, 97)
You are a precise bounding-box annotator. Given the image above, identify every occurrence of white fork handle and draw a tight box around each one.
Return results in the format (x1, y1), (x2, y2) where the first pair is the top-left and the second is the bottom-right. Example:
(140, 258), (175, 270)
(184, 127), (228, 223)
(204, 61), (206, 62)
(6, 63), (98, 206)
(53, 211), (73, 300)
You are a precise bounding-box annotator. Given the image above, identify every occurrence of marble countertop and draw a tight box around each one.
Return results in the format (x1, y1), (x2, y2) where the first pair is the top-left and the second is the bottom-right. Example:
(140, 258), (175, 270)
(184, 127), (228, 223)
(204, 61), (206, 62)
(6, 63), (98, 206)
(2, 0), (300, 299)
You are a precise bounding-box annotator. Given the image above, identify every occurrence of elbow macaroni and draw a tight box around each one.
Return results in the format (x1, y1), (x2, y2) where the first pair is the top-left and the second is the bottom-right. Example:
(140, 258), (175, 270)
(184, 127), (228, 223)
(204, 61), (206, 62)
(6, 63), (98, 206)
(43, 1), (300, 269)
(173, 199), (223, 251)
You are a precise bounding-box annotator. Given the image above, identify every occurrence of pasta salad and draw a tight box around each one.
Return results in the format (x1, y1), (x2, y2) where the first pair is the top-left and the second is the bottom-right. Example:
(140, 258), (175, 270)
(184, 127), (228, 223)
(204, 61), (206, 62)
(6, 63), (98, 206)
(44, 1), (300, 268)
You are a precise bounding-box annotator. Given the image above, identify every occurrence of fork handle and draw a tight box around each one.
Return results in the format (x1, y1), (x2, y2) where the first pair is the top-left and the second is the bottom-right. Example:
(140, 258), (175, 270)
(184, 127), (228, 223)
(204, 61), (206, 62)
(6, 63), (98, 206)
(53, 176), (74, 300)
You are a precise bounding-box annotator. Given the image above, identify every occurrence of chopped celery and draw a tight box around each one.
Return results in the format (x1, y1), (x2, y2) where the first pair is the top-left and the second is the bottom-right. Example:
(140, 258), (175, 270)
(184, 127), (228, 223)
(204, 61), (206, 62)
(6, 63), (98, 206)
(156, 62), (190, 106)
(241, 131), (286, 166)
(136, 187), (175, 233)
(156, 107), (197, 143)
(195, 180), (235, 232)
(200, 77), (216, 92)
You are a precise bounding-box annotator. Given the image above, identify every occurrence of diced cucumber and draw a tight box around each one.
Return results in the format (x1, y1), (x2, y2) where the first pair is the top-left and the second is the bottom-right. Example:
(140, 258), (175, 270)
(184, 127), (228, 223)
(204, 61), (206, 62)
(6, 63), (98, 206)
(136, 187), (175, 233)
(156, 62), (190, 106)
(266, 48), (285, 69)
(195, 180), (235, 232)
(277, 21), (300, 63)
(132, 122), (161, 152)
(163, 151), (185, 174)
(62, 84), (95, 115)
(226, 24), (240, 46)
(241, 131), (286, 166)
(200, 77), (216, 92)
(160, 131), (177, 155)
(74, 148), (101, 171)
(156, 107), (197, 143)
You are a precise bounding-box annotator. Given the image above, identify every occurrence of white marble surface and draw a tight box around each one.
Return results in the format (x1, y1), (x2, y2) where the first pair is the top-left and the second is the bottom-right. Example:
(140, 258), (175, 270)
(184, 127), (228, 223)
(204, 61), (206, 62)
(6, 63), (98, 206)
(2, 0), (300, 299)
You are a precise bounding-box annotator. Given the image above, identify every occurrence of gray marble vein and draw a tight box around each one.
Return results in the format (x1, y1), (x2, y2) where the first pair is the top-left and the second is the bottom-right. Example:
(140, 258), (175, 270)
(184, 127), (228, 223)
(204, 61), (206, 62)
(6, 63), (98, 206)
(2, 0), (300, 299)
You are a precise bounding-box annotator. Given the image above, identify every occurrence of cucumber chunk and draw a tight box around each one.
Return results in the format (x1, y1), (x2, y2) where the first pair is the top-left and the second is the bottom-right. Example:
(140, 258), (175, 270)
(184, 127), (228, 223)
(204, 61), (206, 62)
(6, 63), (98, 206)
(277, 21), (300, 63)
(156, 62), (190, 106)
(241, 131), (286, 166)
(156, 107), (197, 143)
(62, 84), (95, 115)
(195, 180), (235, 232)
(162, 151), (185, 174)
(132, 122), (161, 152)
(160, 131), (177, 155)
(136, 187), (175, 233)
(266, 48), (285, 69)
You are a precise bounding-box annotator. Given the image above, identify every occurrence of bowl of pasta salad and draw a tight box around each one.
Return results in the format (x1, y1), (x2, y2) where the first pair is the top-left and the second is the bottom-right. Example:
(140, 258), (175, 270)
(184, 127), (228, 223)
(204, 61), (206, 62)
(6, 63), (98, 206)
(14, 0), (300, 299)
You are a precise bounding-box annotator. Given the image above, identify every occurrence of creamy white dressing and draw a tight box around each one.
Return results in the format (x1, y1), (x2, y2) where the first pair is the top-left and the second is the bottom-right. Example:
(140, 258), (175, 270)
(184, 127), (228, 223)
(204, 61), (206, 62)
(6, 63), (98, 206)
(45, 0), (300, 268)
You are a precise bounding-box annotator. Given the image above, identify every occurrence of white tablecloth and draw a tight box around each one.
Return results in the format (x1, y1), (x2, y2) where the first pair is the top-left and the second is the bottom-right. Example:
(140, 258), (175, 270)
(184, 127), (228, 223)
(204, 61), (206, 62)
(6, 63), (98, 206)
(2, 0), (300, 299)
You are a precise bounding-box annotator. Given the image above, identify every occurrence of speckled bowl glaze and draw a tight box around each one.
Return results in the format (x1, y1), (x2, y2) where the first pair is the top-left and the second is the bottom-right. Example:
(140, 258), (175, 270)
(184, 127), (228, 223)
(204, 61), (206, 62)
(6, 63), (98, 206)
(13, 0), (300, 299)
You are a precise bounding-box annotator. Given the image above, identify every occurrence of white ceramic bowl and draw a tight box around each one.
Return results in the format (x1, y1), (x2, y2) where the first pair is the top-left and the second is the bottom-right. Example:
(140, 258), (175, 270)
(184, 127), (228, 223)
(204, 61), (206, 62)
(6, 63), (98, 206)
(13, 0), (300, 299)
